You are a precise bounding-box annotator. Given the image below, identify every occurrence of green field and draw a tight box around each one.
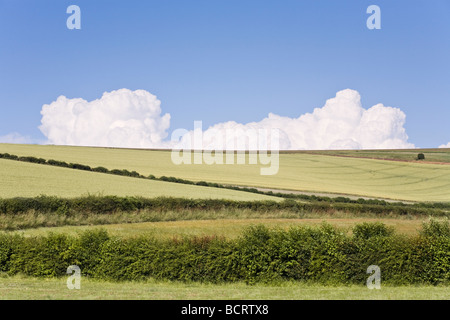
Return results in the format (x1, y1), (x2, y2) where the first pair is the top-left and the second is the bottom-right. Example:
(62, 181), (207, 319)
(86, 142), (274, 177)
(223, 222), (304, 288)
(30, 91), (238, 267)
(6, 217), (430, 239)
(0, 158), (276, 201)
(1, 143), (450, 202)
(302, 148), (450, 163)
(0, 275), (448, 300)
(1, 143), (449, 300)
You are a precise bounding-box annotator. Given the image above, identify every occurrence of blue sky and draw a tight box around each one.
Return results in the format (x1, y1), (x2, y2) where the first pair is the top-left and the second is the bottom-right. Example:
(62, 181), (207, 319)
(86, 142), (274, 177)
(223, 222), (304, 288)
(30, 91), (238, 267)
(0, 0), (449, 148)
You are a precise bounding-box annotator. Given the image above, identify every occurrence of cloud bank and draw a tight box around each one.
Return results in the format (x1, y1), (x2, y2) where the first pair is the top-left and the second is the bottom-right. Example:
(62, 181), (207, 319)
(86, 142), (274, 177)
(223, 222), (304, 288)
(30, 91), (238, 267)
(175, 89), (414, 150)
(439, 142), (450, 148)
(39, 88), (414, 150)
(39, 89), (171, 148)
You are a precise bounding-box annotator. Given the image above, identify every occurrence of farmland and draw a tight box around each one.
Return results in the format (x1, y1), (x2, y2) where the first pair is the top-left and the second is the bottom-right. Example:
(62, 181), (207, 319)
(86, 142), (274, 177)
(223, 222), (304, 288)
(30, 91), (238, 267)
(1, 143), (449, 202)
(0, 143), (449, 300)
(302, 148), (450, 163)
(7, 218), (431, 239)
(0, 158), (276, 201)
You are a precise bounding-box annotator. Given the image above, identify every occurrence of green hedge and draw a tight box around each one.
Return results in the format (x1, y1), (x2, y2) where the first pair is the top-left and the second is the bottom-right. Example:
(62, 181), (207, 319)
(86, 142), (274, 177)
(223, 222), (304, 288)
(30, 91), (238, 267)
(1, 222), (448, 284)
(0, 195), (447, 217)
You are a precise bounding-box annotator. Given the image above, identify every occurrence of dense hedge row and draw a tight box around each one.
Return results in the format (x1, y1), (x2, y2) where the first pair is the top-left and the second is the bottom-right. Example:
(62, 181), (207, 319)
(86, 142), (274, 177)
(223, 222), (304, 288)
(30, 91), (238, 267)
(0, 222), (448, 284)
(0, 153), (146, 177)
(0, 195), (448, 217)
(2, 152), (450, 210)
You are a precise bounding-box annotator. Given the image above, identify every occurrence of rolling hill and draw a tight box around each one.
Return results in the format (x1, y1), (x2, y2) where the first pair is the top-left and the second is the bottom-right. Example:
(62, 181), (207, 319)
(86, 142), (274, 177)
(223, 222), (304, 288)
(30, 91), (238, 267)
(0, 158), (277, 201)
(1, 143), (449, 202)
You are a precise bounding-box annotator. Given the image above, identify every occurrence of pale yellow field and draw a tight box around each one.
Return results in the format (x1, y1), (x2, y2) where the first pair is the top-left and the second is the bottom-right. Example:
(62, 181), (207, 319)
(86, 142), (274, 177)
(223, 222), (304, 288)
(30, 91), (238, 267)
(0, 159), (277, 201)
(1, 143), (449, 202)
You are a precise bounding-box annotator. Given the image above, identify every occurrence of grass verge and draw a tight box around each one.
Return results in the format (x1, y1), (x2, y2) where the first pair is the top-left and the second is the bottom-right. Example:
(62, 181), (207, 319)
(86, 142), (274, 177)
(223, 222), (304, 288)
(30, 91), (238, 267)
(3, 217), (437, 239)
(1, 203), (441, 232)
(0, 274), (448, 300)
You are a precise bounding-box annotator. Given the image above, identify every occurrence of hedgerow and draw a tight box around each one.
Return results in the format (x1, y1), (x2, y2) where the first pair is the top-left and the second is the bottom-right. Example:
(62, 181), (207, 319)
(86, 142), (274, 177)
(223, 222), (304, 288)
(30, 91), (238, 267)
(0, 195), (447, 218)
(0, 221), (448, 284)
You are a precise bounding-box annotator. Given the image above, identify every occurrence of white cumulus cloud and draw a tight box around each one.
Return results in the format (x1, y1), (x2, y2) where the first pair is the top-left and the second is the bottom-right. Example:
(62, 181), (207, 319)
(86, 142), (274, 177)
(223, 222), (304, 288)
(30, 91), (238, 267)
(174, 89), (414, 150)
(39, 88), (414, 150)
(438, 142), (450, 148)
(39, 89), (171, 148)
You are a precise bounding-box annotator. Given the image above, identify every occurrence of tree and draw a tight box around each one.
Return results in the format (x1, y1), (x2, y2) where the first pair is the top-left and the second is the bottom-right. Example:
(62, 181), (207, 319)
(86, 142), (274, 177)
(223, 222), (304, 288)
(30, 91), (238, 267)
(417, 153), (425, 160)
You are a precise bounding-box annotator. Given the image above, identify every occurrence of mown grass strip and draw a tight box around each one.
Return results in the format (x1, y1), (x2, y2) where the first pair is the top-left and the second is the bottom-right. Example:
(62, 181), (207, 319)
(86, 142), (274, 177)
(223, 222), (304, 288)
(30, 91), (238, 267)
(1, 274), (449, 300)
(8, 218), (437, 239)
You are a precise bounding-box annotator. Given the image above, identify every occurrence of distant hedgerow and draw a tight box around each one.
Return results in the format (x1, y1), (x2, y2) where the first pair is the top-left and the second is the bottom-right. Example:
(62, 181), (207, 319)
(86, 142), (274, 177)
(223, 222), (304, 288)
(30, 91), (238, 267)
(92, 166), (109, 173)
(69, 163), (92, 171)
(18, 156), (46, 164)
(47, 159), (69, 167)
